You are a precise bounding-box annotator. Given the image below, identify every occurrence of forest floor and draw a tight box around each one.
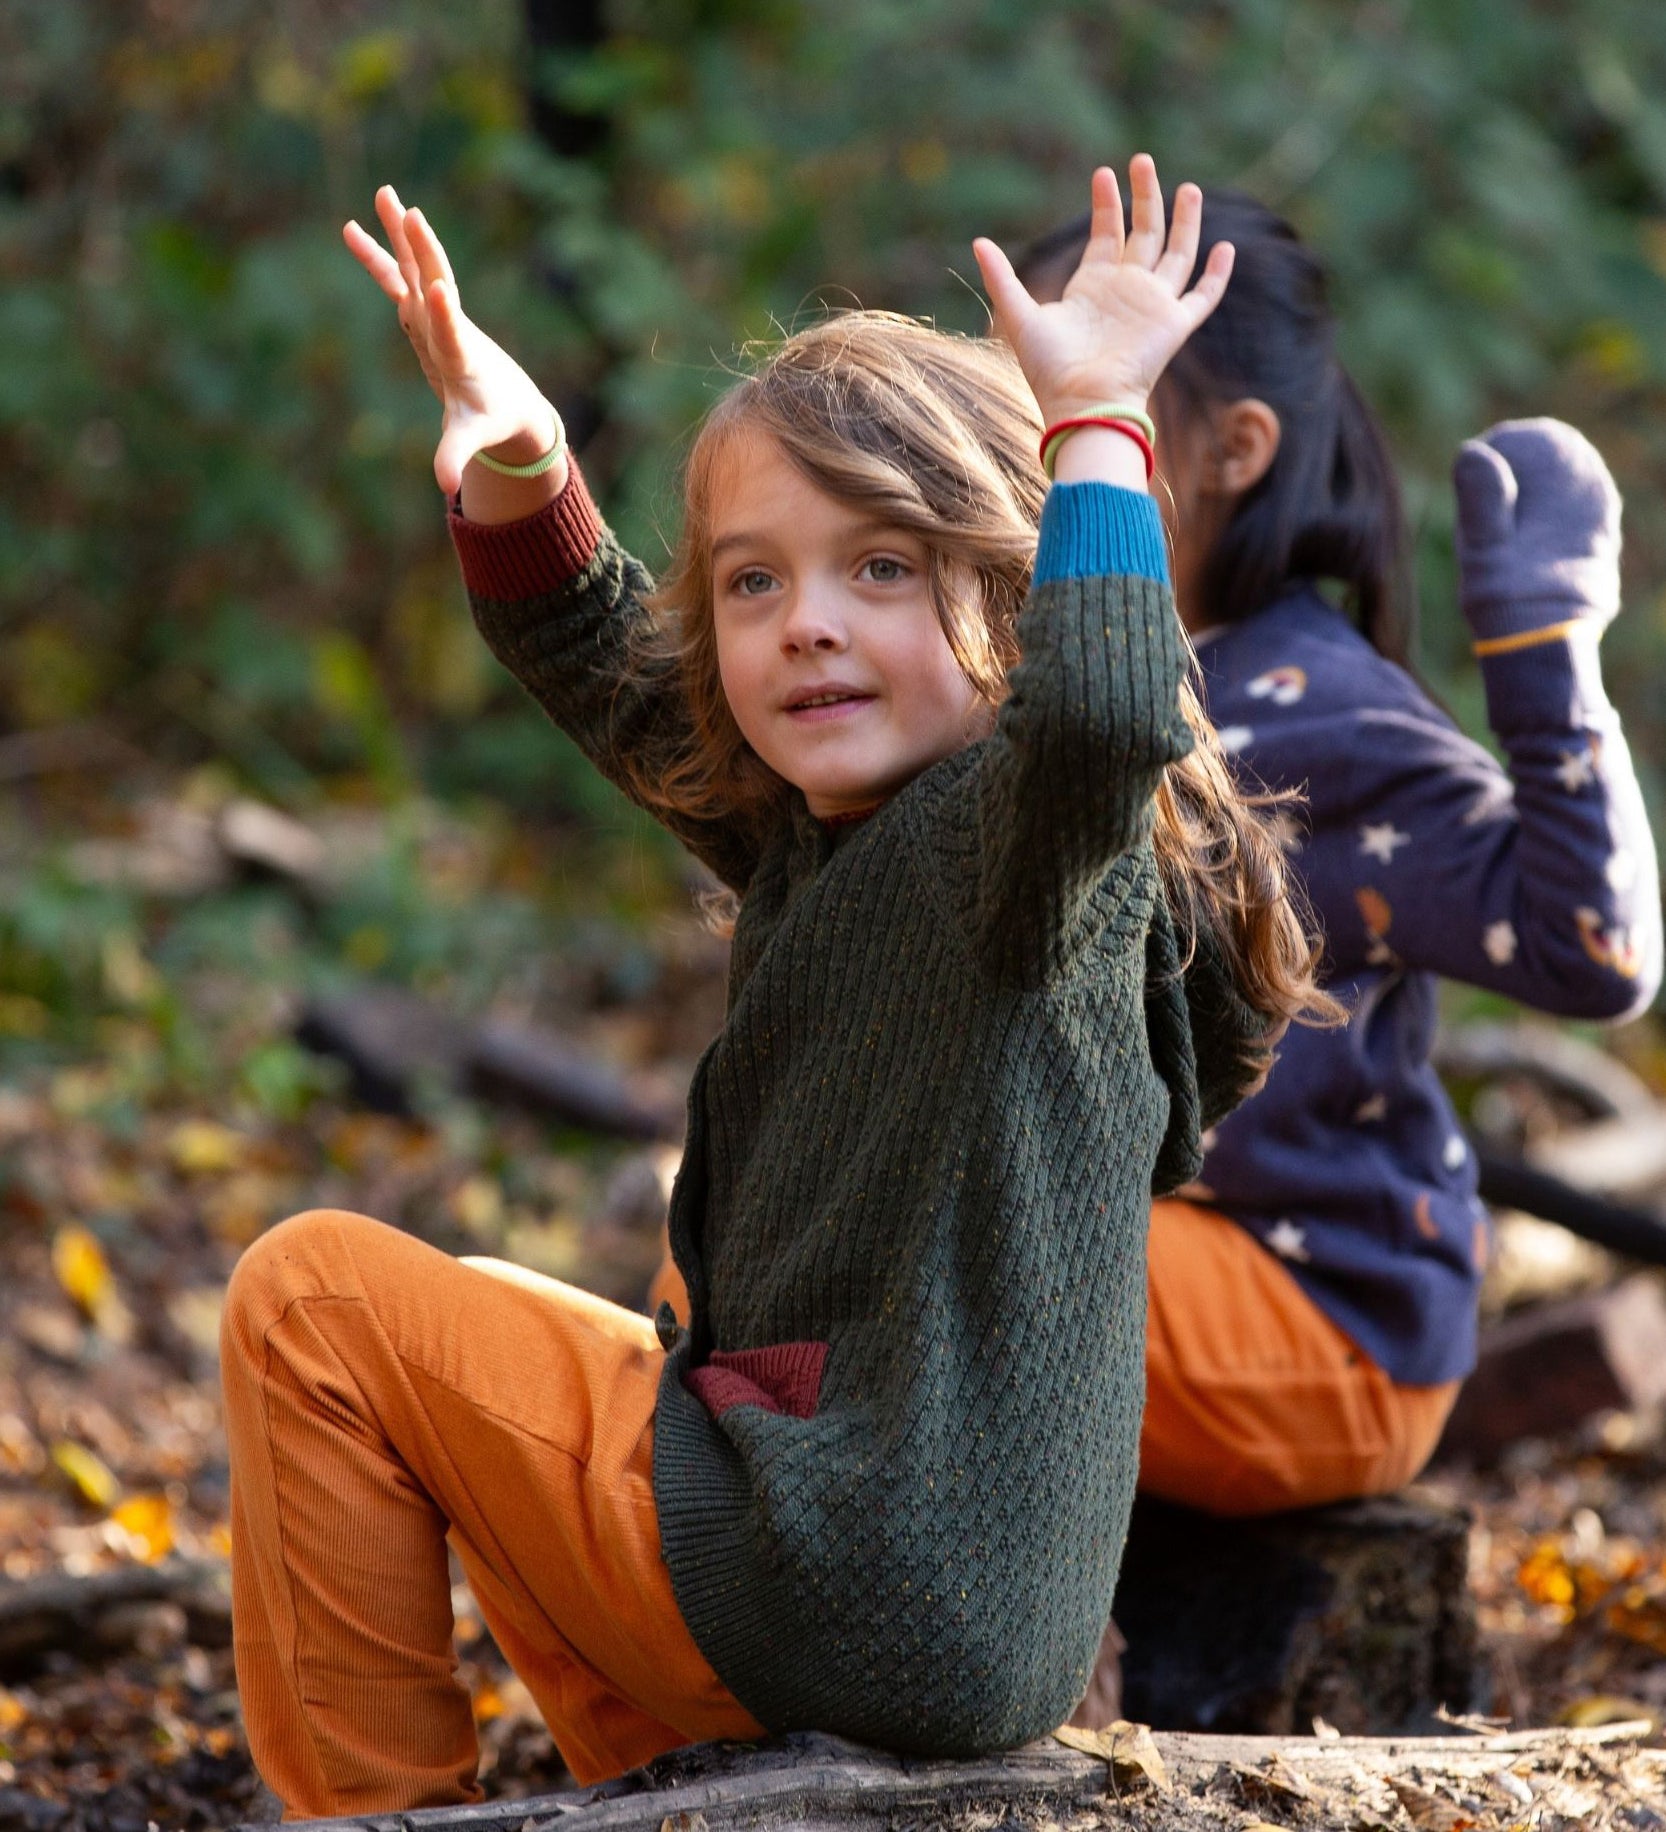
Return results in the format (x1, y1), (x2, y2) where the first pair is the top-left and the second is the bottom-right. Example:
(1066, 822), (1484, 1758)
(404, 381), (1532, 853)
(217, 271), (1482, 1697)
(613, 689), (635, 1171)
(0, 784), (1663, 1830)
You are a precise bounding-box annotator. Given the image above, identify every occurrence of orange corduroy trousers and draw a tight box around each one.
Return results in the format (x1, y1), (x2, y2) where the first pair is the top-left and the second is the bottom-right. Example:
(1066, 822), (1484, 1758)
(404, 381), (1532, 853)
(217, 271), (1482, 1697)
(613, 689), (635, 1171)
(225, 1199), (1459, 1817)
(220, 1209), (763, 1818)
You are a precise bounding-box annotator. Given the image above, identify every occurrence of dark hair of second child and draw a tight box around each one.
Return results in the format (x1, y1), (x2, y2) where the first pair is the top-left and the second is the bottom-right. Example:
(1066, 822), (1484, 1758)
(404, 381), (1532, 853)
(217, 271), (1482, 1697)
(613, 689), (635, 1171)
(1017, 190), (1411, 665)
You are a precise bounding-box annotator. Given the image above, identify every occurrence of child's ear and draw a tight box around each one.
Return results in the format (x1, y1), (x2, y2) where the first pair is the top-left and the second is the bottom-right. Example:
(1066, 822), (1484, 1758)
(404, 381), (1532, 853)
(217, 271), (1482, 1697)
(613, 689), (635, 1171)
(1201, 399), (1281, 498)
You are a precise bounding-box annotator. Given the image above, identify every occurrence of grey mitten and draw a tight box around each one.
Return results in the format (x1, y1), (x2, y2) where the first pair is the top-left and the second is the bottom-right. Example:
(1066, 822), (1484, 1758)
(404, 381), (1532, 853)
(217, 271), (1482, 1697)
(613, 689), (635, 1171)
(1453, 418), (1622, 642)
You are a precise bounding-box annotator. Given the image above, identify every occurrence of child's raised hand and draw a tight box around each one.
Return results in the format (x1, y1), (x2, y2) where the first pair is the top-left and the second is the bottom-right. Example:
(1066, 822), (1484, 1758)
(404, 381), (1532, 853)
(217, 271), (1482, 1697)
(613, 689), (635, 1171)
(343, 187), (564, 498)
(1454, 419), (1623, 643)
(973, 156), (1233, 430)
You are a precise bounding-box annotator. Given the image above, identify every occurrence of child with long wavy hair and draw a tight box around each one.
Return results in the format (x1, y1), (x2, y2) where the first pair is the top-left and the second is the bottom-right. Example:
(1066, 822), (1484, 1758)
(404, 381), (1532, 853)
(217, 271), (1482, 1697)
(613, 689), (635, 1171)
(219, 159), (1333, 1816)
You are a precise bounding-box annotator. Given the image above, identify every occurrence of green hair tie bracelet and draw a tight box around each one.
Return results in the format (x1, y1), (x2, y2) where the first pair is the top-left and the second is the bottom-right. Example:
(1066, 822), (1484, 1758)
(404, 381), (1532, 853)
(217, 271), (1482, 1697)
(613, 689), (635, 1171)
(473, 412), (567, 477)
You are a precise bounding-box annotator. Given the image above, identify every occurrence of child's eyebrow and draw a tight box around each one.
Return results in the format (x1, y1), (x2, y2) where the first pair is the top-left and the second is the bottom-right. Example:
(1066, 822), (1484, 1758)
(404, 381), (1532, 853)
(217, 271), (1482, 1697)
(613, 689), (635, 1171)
(710, 520), (915, 562)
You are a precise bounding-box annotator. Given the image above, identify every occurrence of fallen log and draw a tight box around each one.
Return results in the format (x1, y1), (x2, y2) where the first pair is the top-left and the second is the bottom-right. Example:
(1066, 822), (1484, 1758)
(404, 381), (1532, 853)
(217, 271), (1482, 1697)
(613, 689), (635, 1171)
(0, 1558), (231, 1675)
(1435, 1272), (1666, 1463)
(255, 1721), (1666, 1832)
(1474, 1149), (1666, 1266)
(295, 987), (679, 1139)
(1434, 1020), (1659, 1122)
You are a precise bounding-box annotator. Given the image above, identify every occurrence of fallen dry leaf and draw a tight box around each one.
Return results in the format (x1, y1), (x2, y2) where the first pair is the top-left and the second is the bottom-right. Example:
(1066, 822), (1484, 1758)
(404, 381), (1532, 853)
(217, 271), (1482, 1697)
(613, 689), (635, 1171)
(1558, 1692), (1660, 1730)
(50, 1439), (121, 1510)
(1053, 1719), (1170, 1793)
(1387, 1776), (1476, 1831)
(168, 1118), (249, 1175)
(110, 1492), (175, 1564)
(51, 1224), (134, 1344)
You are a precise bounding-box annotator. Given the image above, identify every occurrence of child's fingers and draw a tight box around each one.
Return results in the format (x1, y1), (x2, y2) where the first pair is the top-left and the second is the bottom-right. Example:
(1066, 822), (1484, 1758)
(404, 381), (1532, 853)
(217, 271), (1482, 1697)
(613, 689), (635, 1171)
(1077, 165), (1126, 268)
(426, 277), (471, 374)
(375, 185), (415, 264)
(1178, 240), (1235, 330)
(1155, 183), (1204, 292)
(374, 184), (428, 305)
(972, 236), (1037, 348)
(342, 221), (408, 304)
(1123, 154), (1165, 268)
(406, 208), (456, 296)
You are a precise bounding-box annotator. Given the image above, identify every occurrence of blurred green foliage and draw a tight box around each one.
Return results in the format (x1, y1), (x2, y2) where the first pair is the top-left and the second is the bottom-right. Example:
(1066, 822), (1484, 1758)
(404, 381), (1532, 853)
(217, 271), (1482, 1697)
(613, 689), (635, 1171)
(4, 0), (1666, 806)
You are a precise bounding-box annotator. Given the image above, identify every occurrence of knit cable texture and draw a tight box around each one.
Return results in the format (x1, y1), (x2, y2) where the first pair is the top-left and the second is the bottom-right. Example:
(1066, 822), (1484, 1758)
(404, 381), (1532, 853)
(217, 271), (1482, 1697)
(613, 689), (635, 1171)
(460, 473), (1265, 1754)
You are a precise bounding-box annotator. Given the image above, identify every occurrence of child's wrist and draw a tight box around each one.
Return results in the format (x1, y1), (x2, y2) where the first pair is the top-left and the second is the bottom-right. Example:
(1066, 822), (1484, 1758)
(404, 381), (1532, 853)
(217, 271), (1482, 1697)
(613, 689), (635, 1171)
(1036, 388), (1151, 428)
(1050, 427), (1149, 491)
(479, 405), (563, 471)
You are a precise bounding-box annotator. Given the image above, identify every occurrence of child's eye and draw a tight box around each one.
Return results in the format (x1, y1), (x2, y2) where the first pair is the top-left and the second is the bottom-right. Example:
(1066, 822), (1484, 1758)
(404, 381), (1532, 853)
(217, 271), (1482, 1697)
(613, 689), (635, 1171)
(860, 556), (910, 584)
(730, 569), (776, 596)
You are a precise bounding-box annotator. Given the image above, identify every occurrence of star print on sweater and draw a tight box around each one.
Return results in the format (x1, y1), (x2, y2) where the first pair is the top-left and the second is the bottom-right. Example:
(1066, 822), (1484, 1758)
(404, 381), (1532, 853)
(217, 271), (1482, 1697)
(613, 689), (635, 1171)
(1190, 586), (1660, 1388)
(1482, 920), (1518, 965)
(1556, 747), (1596, 792)
(1266, 1219), (1311, 1262)
(1359, 822), (1411, 865)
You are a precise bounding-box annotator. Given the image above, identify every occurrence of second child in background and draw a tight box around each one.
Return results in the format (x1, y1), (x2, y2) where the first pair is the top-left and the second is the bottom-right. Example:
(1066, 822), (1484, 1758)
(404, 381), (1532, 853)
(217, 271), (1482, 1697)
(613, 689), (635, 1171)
(1018, 190), (1662, 1518)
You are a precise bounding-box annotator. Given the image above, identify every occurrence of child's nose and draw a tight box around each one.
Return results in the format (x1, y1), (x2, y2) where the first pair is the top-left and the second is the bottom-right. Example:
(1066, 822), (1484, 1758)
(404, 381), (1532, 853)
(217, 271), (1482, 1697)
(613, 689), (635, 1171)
(779, 587), (848, 654)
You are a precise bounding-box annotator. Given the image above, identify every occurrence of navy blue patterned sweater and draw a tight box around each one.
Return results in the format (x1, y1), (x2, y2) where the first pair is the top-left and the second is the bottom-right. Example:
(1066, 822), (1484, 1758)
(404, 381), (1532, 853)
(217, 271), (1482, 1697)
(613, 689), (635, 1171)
(1192, 587), (1661, 1386)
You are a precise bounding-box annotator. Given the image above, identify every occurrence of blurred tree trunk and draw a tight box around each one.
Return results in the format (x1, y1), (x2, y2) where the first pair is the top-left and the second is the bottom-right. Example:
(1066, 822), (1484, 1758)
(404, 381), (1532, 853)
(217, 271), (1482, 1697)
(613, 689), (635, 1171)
(524, 0), (608, 159)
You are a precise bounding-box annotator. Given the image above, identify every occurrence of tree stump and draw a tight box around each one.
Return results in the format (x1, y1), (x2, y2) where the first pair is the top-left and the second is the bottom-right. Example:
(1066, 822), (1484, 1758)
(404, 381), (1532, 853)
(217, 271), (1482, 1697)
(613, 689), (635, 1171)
(1112, 1491), (1477, 1733)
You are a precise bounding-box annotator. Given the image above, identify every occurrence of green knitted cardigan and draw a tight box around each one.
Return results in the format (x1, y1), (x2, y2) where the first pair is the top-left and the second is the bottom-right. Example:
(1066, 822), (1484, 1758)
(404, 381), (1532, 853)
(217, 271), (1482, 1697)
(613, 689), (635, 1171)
(453, 465), (1267, 1755)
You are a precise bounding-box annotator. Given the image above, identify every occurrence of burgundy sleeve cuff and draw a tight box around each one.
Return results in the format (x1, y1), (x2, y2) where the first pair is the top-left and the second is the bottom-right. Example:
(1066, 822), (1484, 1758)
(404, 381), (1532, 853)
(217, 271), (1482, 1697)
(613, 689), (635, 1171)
(447, 459), (605, 601)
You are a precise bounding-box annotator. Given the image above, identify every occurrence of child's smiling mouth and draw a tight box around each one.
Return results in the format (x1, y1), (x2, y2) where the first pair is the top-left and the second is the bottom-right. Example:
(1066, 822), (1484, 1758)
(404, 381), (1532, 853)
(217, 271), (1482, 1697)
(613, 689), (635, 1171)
(784, 684), (876, 720)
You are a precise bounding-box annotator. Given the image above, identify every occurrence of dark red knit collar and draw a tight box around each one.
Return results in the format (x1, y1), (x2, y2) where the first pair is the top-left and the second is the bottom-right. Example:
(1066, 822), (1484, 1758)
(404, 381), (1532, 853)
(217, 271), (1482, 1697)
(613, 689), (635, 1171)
(816, 802), (883, 831)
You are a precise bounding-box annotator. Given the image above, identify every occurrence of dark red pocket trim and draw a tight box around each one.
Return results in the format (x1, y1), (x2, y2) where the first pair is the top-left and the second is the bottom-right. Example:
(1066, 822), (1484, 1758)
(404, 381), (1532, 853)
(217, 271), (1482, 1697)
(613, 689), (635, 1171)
(684, 1340), (830, 1421)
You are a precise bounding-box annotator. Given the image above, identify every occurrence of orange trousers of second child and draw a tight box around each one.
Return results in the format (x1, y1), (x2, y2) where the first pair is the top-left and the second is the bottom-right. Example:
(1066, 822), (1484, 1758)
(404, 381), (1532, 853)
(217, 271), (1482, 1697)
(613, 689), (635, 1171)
(220, 1209), (764, 1820)
(650, 1198), (1459, 1517)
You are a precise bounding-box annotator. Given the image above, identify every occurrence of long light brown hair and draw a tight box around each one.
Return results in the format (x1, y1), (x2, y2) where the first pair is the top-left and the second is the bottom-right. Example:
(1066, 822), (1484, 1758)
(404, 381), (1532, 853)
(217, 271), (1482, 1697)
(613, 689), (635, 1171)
(627, 311), (1339, 1065)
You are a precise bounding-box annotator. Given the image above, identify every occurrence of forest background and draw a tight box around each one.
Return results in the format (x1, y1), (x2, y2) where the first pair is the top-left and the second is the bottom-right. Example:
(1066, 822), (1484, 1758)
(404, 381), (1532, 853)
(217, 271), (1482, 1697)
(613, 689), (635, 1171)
(4, 0), (1666, 1816)
(6, 0), (1666, 1079)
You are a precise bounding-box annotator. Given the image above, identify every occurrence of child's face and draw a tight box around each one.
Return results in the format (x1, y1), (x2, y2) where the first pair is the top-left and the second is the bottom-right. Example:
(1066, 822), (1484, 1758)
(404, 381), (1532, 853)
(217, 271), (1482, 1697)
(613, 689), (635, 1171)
(707, 430), (992, 819)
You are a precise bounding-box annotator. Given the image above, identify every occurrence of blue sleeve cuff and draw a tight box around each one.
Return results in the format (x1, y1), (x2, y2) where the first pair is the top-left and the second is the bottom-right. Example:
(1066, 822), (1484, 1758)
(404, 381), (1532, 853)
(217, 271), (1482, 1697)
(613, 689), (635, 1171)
(1032, 483), (1170, 587)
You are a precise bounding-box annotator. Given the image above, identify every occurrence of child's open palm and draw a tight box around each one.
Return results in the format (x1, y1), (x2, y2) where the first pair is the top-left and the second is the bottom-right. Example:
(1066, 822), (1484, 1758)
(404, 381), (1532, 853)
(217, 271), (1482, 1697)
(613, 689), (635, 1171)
(343, 187), (561, 497)
(974, 156), (1233, 429)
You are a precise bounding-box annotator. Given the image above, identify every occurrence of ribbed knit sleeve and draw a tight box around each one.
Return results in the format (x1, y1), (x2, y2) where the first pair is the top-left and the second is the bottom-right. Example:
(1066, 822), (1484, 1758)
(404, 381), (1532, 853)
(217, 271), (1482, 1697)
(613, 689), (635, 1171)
(450, 464), (763, 893)
(919, 484), (1192, 985)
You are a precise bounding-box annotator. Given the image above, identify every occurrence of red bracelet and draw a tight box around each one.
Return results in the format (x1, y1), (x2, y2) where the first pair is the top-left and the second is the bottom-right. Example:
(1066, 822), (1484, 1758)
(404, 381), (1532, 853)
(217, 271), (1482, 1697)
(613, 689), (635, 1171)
(1040, 415), (1155, 482)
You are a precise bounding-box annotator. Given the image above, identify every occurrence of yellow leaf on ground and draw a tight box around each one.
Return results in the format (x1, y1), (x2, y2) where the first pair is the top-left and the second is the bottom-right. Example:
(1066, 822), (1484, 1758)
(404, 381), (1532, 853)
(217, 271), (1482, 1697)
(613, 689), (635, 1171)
(0, 1688), (24, 1732)
(1053, 1719), (1170, 1793)
(168, 1119), (248, 1175)
(450, 1176), (503, 1237)
(50, 1225), (135, 1345)
(111, 1492), (175, 1563)
(52, 1224), (111, 1316)
(1558, 1693), (1659, 1730)
(51, 1439), (121, 1509)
